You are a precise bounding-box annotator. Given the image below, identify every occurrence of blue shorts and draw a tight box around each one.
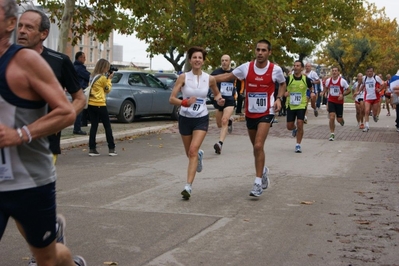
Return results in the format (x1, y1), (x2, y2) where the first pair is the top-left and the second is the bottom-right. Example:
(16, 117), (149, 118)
(178, 114), (209, 135)
(0, 182), (57, 248)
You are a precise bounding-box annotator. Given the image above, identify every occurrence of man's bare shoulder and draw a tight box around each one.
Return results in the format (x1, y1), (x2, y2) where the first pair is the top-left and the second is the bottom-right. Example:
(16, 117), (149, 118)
(13, 48), (43, 63)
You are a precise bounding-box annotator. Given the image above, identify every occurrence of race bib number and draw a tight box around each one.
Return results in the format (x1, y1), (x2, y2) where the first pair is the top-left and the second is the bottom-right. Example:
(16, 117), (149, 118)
(329, 85), (340, 96)
(367, 82), (374, 89)
(189, 98), (206, 113)
(220, 82), (234, 96)
(248, 93), (267, 113)
(290, 92), (302, 105)
(0, 148), (14, 181)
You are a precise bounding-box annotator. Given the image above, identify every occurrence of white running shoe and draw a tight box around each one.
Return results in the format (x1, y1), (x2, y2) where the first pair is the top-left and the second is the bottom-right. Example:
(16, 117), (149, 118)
(249, 183), (263, 197)
(295, 144), (302, 153)
(261, 167), (270, 190)
(73, 255), (87, 266)
(197, 150), (204, 172)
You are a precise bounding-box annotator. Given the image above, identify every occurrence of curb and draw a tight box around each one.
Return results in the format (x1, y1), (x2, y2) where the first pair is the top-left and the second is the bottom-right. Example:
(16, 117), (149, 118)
(60, 124), (176, 150)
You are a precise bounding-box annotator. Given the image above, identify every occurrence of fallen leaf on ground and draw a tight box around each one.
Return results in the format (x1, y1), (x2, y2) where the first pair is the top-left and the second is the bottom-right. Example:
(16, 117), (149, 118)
(300, 201), (315, 205)
(104, 262), (118, 265)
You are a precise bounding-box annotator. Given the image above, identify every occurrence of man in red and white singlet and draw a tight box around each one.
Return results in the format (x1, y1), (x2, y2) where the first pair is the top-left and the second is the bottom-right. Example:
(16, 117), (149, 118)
(214, 39), (286, 197)
(323, 66), (350, 141)
(358, 67), (384, 132)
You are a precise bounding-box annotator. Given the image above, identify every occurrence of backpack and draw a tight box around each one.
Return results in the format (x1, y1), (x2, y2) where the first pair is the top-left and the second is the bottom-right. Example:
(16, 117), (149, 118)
(83, 74), (101, 109)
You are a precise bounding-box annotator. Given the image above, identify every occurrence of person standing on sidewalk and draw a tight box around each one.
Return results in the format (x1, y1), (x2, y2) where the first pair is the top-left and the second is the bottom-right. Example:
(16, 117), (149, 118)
(352, 73), (365, 129)
(358, 67), (384, 132)
(214, 39), (286, 197)
(0, 1), (86, 265)
(211, 54), (236, 154)
(285, 60), (313, 153)
(169, 46), (225, 200)
(323, 66), (350, 141)
(73, 51), (91, 134)
(87, 59), (117, 156)
(16, 9), (85, 164)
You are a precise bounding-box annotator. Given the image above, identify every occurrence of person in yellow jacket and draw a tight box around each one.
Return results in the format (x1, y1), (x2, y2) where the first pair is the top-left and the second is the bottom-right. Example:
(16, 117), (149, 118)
(87, 59), (117, 156)
(285, 60), (313, 153)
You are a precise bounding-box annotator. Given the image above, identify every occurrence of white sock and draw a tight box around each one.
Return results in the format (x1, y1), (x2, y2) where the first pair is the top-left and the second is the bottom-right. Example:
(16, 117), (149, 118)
(254, 177), (262, 185)
(296, 143), (300, 146)
(366, 122), (369, 127)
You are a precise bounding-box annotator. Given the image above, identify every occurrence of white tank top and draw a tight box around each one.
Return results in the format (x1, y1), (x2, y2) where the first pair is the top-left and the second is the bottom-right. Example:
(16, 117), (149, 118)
(179, 70), (209, 118)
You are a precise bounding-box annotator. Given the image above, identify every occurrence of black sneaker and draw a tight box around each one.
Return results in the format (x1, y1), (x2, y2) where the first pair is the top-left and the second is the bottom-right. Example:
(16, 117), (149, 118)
(228, 118), (233, 134)
(213, 142), (222, 154)
(73, 130), (86, 135)
(109, 149), (118, 156)
(89, 149), (100, 156)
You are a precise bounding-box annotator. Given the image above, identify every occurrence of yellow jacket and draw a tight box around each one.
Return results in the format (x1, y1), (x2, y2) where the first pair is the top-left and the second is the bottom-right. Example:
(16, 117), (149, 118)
(88, 75), (112, 107)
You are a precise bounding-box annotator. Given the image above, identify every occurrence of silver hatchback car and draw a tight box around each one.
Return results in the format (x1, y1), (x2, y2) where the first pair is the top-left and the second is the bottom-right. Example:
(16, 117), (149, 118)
(106, 71), (180, 123)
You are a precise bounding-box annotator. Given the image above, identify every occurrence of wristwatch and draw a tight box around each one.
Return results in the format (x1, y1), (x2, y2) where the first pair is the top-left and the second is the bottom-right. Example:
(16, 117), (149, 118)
(276, 96), (283, 101)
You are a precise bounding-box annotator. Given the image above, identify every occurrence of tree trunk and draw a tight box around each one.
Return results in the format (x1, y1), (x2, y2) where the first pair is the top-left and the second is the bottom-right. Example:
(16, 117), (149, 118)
(57, 0), (74, 54)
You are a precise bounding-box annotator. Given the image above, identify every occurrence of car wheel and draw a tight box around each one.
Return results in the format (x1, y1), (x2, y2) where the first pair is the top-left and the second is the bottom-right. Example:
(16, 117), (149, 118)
(117, 100), (135, 123)
(171, 105), (180, 120)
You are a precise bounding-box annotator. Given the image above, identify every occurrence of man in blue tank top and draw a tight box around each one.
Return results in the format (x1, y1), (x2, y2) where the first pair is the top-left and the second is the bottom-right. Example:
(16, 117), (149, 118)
(0, 1), (86, 265)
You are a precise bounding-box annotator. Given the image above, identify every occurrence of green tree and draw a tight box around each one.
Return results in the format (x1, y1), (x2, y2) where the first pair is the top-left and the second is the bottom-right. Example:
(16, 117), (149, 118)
(20, 0), (362, 70)
(132, 0), (362, 71)
(19, 0), (136, 53)
(317, 2), (399, 80)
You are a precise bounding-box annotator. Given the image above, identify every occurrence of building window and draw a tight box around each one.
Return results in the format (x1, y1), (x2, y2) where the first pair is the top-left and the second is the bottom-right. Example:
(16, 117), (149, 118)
(106, 50), (109, 61)
(90, 48), (93, 62)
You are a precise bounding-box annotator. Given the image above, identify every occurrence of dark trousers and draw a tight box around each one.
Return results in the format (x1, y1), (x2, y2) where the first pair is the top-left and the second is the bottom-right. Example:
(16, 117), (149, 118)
(236, 94), (244, 114)
(73, 111), (83, 132)
(396, 106), (399, 128)
(81, 109), (89, 126)
(87, 105), (115, 150)
(316, 90), (322, 108)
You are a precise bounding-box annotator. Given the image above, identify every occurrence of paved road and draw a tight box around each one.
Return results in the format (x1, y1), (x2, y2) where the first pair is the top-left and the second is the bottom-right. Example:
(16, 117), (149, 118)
(1, 104), (398, 266)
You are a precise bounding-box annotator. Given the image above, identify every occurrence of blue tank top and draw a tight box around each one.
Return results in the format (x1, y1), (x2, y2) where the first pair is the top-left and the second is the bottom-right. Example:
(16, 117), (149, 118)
(0, 44), (56, 192)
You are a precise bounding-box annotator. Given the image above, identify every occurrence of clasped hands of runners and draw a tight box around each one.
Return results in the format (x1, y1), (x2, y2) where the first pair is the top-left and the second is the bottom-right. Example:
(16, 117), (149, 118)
(184, 96), (225, 106)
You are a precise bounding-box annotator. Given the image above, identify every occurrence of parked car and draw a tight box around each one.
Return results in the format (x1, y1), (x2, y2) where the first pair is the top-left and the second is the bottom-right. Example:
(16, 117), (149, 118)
(153, 72), (178, 88)
(106, 71), (181, 123)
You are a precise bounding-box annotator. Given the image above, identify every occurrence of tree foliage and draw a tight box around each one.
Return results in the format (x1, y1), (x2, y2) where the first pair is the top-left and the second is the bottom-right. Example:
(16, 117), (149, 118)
(18, 0), (136, 53)
(317, 2), (399, 81)
(19, 0), (363, 71)
(131, 0), (362, 71)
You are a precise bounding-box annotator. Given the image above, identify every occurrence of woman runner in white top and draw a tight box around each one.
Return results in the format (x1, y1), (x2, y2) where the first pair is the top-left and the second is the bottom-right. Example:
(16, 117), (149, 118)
(169, 46), (225, 200)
